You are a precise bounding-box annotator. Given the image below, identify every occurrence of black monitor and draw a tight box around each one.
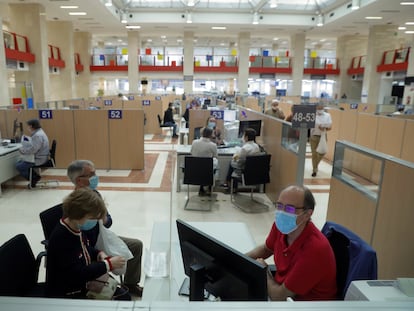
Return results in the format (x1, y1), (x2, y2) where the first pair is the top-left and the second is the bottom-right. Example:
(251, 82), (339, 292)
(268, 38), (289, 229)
(238, 119), (262, 138)
(176, 219), (268, 301)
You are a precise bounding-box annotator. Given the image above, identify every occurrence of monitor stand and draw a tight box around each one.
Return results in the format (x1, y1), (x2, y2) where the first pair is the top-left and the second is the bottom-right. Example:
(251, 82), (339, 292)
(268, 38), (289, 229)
(189, 264), (206, 301)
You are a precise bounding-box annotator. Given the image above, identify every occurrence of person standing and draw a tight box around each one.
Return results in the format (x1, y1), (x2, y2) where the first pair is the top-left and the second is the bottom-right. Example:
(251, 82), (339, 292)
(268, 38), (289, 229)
(190, 127), (218, 196)
(16, 119), (49, 188)
(163, 102), (178, 138)
(310, 104), (332, 177)
(67, 160), (144, 297)
(265, 99), (285, 120)
(247, 185), (337, 301)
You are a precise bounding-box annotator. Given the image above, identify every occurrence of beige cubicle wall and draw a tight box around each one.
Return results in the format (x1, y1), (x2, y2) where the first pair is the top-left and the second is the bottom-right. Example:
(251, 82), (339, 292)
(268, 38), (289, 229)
(327, 141), (414, 279)
(0, 109), (145, 170)
(401, 120), (414, 162)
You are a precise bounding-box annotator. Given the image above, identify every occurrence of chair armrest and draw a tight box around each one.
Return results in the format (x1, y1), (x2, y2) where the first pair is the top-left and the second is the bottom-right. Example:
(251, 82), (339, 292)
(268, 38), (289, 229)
(41, 239), (49, 248)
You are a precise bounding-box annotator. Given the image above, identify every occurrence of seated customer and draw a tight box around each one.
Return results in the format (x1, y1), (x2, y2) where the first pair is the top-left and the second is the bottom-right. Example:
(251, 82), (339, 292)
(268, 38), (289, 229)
(246, 185), (337, 301)
(16, 119), (49, 188)
(67, 160), (144, 297)
(163, 102), (178, 138)
(190, 127), (218, 196)
(206, 116), (224, 145)
(46, 188), (130, 300)
(222, 128), (260, 190)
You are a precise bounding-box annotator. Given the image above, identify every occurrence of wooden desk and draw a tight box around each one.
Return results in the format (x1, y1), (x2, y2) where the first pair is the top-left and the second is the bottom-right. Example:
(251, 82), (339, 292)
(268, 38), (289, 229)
(176, 145), (239, 192)
(0, 144), (21, 195)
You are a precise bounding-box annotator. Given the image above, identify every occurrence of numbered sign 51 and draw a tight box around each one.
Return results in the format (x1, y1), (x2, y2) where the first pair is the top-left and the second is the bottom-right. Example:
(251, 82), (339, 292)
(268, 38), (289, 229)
(39, 110), (53, 119)
(291, 105), (316, 128)
(210, 110), (224, 120)
(108, 110), (122, 119)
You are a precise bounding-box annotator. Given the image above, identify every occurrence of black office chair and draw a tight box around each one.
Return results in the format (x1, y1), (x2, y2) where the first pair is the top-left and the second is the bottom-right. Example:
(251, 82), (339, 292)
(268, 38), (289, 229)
(230, 153), (271, 213)
(0, 234), (46, 297)
(157, 114), (173, 137)
(29, 139), (59, 189)
(39, 203), (63, 248)
(321, 221), (378, 300)
(183, 156), (216, 211)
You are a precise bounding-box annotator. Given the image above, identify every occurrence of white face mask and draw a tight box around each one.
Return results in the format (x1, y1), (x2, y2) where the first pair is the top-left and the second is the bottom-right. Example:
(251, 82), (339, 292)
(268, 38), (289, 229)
(316, 109), (324, 115)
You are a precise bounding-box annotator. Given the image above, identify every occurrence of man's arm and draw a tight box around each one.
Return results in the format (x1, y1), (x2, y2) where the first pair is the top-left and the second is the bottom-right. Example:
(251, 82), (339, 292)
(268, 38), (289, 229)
(246, 243), (273, 260)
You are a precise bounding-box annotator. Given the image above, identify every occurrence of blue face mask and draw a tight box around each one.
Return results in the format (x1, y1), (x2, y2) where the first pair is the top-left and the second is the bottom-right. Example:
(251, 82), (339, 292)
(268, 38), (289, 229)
(89, 175), (99, 190)
(275, 210), (298, 235)
(208, 122), (216, 129)
(79, 219), (98, 231)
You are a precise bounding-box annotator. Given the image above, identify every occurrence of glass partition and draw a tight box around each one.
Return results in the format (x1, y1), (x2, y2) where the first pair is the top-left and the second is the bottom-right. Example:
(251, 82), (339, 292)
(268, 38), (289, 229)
(333, 140), (384, 201)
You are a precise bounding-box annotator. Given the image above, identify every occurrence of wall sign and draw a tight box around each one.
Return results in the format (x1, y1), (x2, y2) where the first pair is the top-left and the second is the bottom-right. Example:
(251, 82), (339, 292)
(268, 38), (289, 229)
(108, 110), (122, 119)
(39, 110), (53, 119)
(104, 99), (112, 106)
(142, 100), (150, 106)
(291, 105), (316, 128)
(210, 110), (224, 120)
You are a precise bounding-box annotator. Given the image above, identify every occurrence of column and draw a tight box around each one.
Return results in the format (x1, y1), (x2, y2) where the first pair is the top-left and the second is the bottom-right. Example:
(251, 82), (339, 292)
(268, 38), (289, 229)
(10, 3), (50, 103)
(74, 32), (91, 99)
(290, 33), (305, 97)
(128, 31), (140, 94)
(362, 25), (400, 105)
(0, 18), (9, 107)
(48, 21), (75, 100)
(183, 31), (194, 94)
(238, 32), (250, 96)
(403, 35), (414, 107)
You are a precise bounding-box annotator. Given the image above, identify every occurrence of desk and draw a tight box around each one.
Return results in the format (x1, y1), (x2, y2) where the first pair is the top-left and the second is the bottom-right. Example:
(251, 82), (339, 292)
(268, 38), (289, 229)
(0, 144), (21, 195)
(142, 221), (257, 302)
(345, 280), (414, 301)
(176, 145), (239, 192)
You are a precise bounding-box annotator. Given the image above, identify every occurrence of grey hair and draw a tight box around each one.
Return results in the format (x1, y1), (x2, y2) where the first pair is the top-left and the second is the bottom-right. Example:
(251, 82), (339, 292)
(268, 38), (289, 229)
(67, 160), (95, 184)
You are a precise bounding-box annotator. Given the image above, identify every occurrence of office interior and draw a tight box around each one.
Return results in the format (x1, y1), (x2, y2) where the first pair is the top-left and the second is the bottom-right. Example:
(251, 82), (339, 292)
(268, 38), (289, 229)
(1, 0), (414, 310)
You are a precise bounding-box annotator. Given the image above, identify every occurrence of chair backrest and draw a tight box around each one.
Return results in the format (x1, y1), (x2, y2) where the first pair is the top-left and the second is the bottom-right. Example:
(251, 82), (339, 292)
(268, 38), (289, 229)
(243, 153), (271, 186)
(39, 203), (63, 243)
(157, 114), (163, 126)
(0, 234), (40, 296)
(184, 156), (214, 186)
(49, 139), (57, 166)
(321, 221), (378, 300)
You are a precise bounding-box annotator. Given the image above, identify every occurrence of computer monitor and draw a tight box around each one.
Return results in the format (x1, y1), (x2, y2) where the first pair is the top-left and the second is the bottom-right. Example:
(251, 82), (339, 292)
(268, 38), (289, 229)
(238, 120), (262, 138)
(176, 219), (268, 301)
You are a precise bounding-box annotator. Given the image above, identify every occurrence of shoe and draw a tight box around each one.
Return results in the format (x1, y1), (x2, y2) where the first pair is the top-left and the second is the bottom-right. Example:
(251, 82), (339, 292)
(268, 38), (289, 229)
(172, 134), (179, 138)
(311, 172), (317, 177)
(125, 284), (143, 297)
(30, 175), (41, 188)
(198, 190), (206, 196)
(220, 183), (229, 188)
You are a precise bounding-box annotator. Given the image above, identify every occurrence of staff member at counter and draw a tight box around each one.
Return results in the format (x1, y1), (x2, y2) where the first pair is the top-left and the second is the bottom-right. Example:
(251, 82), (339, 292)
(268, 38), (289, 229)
(15, 119), (49, 188)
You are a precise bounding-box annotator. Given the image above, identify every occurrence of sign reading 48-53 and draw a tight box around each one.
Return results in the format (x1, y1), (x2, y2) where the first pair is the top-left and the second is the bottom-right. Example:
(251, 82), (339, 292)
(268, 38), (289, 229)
(291, 105), (316, 129)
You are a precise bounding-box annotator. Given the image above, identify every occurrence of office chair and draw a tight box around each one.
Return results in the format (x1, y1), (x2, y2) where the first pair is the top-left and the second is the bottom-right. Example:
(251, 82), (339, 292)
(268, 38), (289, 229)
(321, 221), (378, 300)
(183, 156), (216, 211)
(157, 114), (173, 137)
(0, 234), (46, 297)
(230, 153), (271, 213)
(29, 139), (59, 189)
(39, 203), (63, 248)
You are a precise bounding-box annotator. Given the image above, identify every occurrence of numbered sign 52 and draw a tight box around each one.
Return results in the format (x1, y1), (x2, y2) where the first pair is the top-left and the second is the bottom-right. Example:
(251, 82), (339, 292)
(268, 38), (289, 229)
(210, 110), (224, 120)
(108, 110), (122, 119)
(291, 105), (316, 128)
(39, 110), (53, 119)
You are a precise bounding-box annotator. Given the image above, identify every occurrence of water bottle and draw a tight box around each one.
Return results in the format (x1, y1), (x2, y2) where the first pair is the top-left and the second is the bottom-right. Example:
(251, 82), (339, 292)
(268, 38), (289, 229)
(183, 132), (188, 146)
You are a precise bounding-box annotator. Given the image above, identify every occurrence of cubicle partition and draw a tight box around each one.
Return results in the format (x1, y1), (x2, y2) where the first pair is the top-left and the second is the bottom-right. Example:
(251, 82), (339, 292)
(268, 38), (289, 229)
(327, 140), (414, 279)
(0, 109), (145, 170)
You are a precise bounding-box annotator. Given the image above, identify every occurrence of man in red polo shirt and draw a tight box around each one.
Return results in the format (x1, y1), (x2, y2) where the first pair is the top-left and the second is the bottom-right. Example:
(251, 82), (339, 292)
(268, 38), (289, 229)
(247, 185), (337, 301)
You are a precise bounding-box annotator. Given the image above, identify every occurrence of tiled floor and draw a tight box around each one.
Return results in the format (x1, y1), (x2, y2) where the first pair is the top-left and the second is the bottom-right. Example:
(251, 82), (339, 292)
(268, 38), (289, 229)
(0, 135), (332, 286)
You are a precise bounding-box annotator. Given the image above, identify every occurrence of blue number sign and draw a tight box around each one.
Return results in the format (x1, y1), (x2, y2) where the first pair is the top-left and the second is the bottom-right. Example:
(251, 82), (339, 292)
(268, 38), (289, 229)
(108, 110), (122, 119)
(104, 100), (113, 106)
(142, 100), (150, 106)
(39, 110), (53, 119)
(210, 110), (224, 120)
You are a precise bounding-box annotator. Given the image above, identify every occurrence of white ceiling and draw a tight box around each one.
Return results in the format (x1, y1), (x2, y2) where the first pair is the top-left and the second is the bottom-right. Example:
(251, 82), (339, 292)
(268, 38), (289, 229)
(1, 0), (413, 50)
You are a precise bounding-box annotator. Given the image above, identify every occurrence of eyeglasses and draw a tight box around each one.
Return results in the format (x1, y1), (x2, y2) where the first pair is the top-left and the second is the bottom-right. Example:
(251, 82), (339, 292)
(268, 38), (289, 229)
(79, 172), (96, 179)
(274, 202), (305, 214)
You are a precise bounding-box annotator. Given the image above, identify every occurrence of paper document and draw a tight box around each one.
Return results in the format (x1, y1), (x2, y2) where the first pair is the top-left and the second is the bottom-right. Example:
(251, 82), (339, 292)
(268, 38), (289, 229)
(144, 250), (168, 278)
